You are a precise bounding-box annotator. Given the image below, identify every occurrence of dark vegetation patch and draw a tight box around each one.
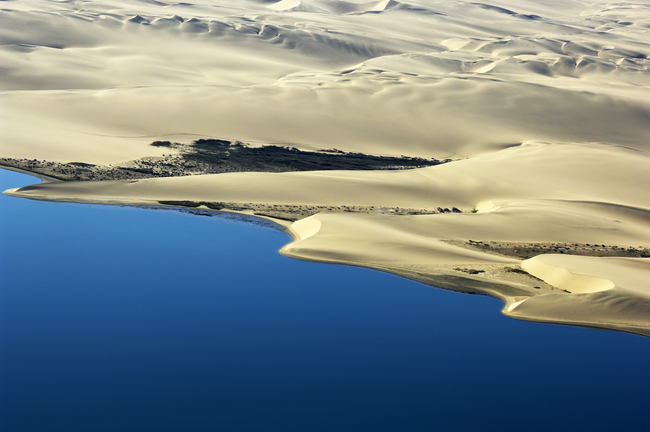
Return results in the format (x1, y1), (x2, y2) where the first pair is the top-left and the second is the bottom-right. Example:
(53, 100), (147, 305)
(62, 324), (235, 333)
(159, 201), (228, 210)
(1, 139), (451, 182)
(156, 201), (456, 222)
(158, 200), (203, 208)
(465, 240), (650, 259)
(454, 267), (485, 275)
(506, 267), (529, 275)
(168, 138), (449, 172)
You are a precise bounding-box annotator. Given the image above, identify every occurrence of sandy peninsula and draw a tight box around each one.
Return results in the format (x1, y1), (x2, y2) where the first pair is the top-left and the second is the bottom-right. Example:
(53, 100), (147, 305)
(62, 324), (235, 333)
(2, 0), (650, 336)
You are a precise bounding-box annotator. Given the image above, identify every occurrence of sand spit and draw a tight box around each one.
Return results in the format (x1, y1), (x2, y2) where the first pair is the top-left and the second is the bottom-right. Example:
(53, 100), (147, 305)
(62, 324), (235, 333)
(2, 0), (650, 336)
(280, 212), (650, 338)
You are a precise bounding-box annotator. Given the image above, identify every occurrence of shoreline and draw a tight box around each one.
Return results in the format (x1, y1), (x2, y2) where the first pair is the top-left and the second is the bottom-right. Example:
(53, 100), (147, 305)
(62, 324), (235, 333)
(0, 163), (65, 184)
(1, 166), (292, 230)
(3, 167), (650, 339)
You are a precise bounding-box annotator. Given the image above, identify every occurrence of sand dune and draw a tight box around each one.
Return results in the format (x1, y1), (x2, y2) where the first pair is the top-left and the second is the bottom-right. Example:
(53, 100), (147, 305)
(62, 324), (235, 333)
(2, 0), (650, 335)
(511, 256), (650, 334)
(522, 256), (616, 294)
(2, 0), (650, 162)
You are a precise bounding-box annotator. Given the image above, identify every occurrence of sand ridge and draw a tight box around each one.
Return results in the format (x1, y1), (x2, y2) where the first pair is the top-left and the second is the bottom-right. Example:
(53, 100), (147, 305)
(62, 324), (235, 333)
(522, 256), (616, 294)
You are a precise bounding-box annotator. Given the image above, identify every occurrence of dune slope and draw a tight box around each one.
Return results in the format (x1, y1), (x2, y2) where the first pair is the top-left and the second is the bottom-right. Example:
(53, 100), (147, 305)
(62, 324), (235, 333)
(1, 0), (650, 162)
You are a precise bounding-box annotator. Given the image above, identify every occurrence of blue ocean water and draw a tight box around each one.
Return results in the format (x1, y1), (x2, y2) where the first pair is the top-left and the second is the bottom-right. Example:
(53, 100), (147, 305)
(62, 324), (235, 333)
(0, 168), (648, 432)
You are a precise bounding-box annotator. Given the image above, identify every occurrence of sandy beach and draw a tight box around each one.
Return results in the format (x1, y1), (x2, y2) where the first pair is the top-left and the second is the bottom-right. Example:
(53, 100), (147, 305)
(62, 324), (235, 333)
(2, 0), (649, 336)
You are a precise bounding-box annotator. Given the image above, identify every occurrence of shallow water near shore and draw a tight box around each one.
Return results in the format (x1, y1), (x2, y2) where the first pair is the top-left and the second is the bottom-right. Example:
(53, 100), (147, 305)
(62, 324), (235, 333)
(1, 168), (648, 432)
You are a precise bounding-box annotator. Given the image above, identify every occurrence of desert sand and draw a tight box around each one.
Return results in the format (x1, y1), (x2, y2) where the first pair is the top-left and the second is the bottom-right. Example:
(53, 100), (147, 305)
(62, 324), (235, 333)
(2, 0), (649, 336)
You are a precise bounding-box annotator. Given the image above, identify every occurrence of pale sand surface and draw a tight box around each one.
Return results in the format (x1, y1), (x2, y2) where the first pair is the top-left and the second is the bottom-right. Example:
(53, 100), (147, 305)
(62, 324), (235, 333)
(2, 0), (650, 163)
(512, 255), (650, 334)
(2, 0), (650, 335)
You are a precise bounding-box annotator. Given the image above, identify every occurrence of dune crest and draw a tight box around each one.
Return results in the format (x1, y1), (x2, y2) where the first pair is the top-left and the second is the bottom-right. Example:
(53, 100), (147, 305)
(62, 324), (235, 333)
(522, 256), (615, 294)
(507, 256), (650, 335)
(289, 215), (322, 241)
(268, 0), (301, 12)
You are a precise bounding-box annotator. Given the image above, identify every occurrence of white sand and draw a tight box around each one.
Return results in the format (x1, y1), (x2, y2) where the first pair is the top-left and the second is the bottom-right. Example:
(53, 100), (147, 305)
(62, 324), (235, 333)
(512, 255), (650, 334)
(2, 0), (650, 162)
(2, 0), (650, 335)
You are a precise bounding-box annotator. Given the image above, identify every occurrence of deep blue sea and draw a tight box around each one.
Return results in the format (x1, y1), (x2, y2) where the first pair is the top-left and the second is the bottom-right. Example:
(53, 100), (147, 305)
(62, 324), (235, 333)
(0, 168), (648, 432)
